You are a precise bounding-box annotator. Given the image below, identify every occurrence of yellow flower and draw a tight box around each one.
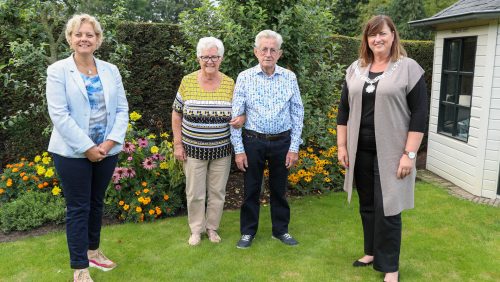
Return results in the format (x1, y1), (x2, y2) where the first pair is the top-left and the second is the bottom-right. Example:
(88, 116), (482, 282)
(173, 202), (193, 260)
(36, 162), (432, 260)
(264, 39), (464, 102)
(324, 177), (331, 183)
(124, 204), (130, 211)
(0, 188), (5, 194)
(42, 156), (51, 165)
(12, 167), (19, 173)
(51, 186), (61, 195)
(143, 188), (149, 194)
(160, 162), (168, 169)
(148, 134), (157, 139)
(328, 128), (336, 135)
(148, 209), (155, 215)
(135, 206), (142, 213)
(307, 147), (313, 153)
(130, 111), (142, 121)
(141, 181), (147, 187)
(6, 179), (13, 187)
(155, 207), (162, 215)
(44, 168), (54, 178)
(138, 196), (145, 204)
(127, 123), (133, 131)
(304, 176), (312, 182)
(135, 191), (141, 196)
(42, 152), (49, 157)
(36, 166), (46, 176)
(160, 132), (169, 138)
(163, 194), (169, 201)
(150, 146), (159, 154)
(119, 200), (125, 206)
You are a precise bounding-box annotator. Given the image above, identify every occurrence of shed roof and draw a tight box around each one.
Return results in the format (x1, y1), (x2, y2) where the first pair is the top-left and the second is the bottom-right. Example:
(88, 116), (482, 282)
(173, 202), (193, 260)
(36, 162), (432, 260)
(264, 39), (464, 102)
(409, 0), (500, 27)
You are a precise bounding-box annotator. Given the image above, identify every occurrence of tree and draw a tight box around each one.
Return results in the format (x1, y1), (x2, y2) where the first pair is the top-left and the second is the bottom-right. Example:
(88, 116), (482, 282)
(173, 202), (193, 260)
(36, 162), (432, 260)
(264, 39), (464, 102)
(331, 0), (364, 37)
(387, 0), (431, 40)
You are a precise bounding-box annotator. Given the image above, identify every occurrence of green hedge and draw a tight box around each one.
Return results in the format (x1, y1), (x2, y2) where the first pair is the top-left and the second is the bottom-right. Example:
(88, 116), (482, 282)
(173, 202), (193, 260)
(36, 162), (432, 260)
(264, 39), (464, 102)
(115, 23), (186, 132)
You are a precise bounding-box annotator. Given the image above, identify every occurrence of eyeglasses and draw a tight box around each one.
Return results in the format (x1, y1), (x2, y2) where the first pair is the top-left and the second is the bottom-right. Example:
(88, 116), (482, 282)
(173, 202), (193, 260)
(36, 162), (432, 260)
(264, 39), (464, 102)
(257, 47), (280, 55)
(199, 56), (221, 62)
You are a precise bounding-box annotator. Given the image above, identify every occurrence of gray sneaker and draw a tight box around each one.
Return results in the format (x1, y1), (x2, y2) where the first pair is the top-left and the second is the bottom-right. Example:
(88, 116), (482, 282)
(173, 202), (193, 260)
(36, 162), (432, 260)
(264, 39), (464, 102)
(236, 234), (254, 249)
(272, 233), (299, 246)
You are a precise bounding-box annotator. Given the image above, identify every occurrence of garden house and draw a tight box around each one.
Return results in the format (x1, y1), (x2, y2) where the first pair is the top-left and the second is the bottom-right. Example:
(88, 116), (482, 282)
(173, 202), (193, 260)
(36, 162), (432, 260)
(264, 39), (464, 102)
(410, 0), (500, 199)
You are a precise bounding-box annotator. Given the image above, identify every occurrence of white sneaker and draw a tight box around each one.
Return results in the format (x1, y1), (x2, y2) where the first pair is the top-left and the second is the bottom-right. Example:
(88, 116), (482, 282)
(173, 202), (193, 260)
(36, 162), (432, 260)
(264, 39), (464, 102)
(188, 233), (201, 246)
(88, 249), (117, 271)
(74, 268), (93, 282)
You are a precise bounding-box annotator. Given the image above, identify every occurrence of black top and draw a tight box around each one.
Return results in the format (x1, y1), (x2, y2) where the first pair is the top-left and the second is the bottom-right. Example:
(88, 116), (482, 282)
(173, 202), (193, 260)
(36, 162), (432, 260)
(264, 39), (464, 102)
(337, 72), (428, 150)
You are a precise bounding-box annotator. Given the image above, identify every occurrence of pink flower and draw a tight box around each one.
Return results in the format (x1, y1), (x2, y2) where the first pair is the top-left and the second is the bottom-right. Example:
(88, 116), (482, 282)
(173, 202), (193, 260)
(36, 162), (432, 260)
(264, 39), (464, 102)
(142, 157), (156, 170)
(158, 154), (166, 161)
(152, 153), (160, 160)
(126, 168), (136, 178)
(115, 185), (122, 191)
(138, 138), (148, 148)
(112, 174), (121, 184)
(127, 156), (133, 161)
(123, 142), (136, 153)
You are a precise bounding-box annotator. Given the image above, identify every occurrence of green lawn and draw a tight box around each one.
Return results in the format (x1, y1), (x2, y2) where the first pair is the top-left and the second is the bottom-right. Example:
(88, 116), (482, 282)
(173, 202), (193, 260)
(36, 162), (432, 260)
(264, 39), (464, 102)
(0, 181), (499, 281)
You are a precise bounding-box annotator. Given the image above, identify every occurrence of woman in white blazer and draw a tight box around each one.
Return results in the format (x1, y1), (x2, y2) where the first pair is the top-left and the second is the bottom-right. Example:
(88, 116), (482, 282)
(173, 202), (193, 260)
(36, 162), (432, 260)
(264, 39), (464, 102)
(46, 14), (128, 282)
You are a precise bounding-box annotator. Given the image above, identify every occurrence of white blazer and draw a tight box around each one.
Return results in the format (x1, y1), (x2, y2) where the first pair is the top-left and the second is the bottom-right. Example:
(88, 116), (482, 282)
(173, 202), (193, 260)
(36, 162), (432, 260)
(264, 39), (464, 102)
(46, 55), (129, 158)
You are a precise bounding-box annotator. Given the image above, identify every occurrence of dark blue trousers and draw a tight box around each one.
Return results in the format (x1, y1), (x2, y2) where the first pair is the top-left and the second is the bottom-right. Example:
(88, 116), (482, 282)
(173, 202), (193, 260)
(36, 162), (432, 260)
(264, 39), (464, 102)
(52, 154), (118, 269)
(240, 134), (291, 237)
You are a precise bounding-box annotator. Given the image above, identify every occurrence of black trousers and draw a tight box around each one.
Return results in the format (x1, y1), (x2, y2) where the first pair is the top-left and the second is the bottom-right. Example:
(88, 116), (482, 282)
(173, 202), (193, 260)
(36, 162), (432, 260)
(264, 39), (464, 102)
(240, 134), (291, 237)
(354, 149), (402, 273)
(53, 154), (118, 269)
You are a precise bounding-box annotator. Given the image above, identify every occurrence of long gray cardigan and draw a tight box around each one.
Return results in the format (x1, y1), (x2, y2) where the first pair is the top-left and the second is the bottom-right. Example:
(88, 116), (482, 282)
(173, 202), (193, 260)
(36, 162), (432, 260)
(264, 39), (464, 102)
(343, 56), (424, 216)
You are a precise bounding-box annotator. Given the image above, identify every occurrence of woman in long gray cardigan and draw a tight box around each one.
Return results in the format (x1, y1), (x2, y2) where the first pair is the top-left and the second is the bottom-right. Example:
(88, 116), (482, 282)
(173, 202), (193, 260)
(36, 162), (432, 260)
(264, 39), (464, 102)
(337, 15), (428, 282)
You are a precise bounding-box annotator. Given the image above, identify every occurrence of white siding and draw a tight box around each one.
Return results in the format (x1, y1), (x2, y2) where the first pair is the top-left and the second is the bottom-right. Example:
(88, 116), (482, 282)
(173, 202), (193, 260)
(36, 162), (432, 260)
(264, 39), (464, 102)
(427, 22), (500, 198)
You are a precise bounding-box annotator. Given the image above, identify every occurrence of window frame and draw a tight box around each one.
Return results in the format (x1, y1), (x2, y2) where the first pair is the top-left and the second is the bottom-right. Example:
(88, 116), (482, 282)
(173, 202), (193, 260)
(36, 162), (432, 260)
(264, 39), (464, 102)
(437, 36), (477, 142)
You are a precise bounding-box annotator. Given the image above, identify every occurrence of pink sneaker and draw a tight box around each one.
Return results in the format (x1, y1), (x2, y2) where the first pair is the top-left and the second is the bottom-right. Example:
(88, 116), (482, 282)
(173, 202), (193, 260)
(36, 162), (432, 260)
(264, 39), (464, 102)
(74, 268), (93, 282)
(88, 249), (117, 271)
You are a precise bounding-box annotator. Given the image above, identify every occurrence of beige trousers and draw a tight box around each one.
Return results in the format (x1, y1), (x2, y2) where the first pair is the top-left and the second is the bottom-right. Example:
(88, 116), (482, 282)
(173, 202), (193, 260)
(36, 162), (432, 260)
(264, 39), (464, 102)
(183, 155), (231, 234)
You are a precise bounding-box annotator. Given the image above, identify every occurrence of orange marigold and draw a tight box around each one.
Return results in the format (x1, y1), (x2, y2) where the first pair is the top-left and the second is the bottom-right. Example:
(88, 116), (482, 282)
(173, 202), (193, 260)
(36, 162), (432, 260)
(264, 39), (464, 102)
(37, 183), (44, 189)
(163, 194), (169, 201)
(148, 209), (155, 215)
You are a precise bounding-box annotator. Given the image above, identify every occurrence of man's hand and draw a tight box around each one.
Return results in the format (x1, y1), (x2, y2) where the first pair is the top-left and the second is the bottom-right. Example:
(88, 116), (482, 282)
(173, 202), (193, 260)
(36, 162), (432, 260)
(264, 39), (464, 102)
(235, 153), (248, 172)
(285, 151), (298, 169)
(229, 115), (246, 129)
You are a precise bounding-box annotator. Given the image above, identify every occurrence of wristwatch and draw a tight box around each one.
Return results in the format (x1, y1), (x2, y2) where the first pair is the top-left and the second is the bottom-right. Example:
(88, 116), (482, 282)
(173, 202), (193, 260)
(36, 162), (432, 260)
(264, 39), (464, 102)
(404, 150), (416, 160)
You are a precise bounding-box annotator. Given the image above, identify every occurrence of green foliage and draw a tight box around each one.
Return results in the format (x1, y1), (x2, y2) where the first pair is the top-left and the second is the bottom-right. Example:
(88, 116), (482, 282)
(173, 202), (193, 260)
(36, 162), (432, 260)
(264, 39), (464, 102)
(331, 0), (363, 36)
(0, 191), (65, 232)
(387, 0), (431, 40)
(104, 111), (184, 223)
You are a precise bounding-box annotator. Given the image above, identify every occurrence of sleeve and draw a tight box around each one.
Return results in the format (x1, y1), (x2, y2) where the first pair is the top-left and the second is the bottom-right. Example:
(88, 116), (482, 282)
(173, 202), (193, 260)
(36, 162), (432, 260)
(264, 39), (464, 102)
(105, 65), (129, 145)
(288, 73), (304, 153)
(230, 73), (247, 154)
(337, 80), (350, 126)
(172, 77), (185, 113)
(46, 64), (95, 154)
(407, 74), (428, 132)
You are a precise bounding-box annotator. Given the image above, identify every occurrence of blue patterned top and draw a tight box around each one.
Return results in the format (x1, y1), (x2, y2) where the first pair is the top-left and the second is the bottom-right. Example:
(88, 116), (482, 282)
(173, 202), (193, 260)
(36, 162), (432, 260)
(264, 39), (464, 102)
(81, 73), (107, 144)
(230, 64), (304, 154)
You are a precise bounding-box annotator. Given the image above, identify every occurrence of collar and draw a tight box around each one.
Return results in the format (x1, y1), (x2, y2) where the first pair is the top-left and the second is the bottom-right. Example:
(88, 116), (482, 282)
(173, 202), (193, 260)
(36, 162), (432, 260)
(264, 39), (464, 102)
(253, 64), (284, 77)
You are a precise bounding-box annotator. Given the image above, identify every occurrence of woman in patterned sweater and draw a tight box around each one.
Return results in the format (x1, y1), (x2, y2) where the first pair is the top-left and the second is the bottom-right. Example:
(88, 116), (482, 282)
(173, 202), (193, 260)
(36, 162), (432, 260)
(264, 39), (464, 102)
(172, 37), (244, 246)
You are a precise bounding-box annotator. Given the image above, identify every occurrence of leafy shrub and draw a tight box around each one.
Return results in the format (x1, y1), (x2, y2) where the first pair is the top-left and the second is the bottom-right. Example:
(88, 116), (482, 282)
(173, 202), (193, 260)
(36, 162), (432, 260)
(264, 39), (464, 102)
(0, 191), (65, 232)
(105, 111), (185, 222)
(0, 152), (59, 203)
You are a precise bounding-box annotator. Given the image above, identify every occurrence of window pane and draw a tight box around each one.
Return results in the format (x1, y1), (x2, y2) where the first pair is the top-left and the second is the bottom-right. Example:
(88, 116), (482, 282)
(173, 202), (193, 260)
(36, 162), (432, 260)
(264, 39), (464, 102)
(459, 75), (473, 106)
(447, 40), (460, 71)
(456, 107), (471, 139)
(461, 38), (476, 72)
(439, 104), (455, 135)
(444, 74), (458, 102)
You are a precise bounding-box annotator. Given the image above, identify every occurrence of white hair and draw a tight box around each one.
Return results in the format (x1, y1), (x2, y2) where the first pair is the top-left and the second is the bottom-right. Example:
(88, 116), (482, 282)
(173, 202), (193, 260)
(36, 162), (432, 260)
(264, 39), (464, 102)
(254, 30), (283, 49)
(196, 37), (224, 57)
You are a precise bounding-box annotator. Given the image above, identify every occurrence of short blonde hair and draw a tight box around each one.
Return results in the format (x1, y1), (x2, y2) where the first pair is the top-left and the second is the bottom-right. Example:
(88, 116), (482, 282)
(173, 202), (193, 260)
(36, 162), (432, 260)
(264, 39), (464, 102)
(65, 14), (104, 49)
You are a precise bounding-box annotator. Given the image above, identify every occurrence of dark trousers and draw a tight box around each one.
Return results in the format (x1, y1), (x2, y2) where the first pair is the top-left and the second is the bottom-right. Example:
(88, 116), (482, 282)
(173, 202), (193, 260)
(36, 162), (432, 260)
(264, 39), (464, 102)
(354, 149), (402, 273)
(240, 134), (291, 237)
(53, 154), (118, 269)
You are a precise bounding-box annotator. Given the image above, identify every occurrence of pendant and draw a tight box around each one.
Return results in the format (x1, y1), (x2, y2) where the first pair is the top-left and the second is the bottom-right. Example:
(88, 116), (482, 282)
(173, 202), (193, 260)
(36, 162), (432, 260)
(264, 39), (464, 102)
(366, 84), (375, 93)
(87, 69), (92, 75)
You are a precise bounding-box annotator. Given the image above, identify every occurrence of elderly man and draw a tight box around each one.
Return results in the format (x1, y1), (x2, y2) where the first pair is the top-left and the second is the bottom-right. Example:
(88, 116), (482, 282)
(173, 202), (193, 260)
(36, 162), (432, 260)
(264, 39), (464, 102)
(231, 30), (304, 249)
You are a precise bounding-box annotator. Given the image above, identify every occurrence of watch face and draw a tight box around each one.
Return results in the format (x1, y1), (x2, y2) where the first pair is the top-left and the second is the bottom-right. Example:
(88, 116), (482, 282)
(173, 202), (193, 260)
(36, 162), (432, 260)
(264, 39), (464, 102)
(408, 152), (416, 159)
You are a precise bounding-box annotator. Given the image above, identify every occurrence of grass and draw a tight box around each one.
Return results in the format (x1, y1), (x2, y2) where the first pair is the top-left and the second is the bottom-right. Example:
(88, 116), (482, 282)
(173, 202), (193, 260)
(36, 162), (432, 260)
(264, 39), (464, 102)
(0, 181), (499, 281)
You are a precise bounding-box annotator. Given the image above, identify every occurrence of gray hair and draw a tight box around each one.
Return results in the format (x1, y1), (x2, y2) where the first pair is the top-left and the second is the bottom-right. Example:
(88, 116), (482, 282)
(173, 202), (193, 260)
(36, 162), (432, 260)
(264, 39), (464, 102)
(65, 14), (104, 49)
(196, 37), (224, 57)
(254, 30), (283, 49)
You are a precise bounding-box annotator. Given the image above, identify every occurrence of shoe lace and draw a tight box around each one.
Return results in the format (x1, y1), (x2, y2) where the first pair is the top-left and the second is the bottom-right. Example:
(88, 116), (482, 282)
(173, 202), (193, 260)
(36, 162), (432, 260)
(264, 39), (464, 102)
(282, 233), (292, 240)
(241, 235), (252, 241)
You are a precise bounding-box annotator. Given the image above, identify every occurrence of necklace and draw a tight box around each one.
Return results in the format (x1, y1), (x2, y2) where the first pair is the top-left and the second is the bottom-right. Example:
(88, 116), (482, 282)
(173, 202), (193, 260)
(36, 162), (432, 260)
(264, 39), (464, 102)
(355, 58), (402, 93)
(74, 57), (95, 75)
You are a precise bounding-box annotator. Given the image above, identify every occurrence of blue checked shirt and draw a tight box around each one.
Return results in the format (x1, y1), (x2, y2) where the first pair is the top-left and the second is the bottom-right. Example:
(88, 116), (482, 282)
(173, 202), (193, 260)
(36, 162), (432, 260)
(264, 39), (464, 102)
(231, 64), (304, 154)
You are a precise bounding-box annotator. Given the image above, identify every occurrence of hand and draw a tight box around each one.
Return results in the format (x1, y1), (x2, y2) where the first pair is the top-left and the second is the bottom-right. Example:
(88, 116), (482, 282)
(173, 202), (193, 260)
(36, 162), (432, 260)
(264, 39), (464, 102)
(98, 140), (116, 156)
(229, 115), (246, 129)
(173, 143), (187, 161)
(285, 151), (298, 169)
(84, 146), (106, 162)
(337, 146), (349, 168)
(397, 154), (414, 179)
(235, 153), (248, 172)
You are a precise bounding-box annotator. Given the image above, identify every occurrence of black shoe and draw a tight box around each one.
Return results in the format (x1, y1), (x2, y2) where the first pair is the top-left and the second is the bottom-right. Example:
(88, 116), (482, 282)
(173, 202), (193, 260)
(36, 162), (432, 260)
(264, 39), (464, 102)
(272, 233), (299, 246)
(236, 235), (254, 249)
(353, 260), (373, 267)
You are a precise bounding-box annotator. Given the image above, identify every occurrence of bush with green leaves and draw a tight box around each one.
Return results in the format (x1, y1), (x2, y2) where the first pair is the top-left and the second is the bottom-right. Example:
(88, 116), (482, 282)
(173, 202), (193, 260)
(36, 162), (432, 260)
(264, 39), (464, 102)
(0, 191), (65, 232)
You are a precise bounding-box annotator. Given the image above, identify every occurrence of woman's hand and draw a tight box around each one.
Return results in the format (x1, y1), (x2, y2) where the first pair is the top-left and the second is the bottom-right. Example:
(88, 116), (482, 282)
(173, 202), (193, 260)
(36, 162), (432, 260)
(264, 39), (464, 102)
(397, 154), (414, 179)
(229, 115), (246, 129)
(85, 146), (106, 162)
(173, 143), (187, 161)
(337, 145), (349, 168)
(98, 140), (116, 155)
